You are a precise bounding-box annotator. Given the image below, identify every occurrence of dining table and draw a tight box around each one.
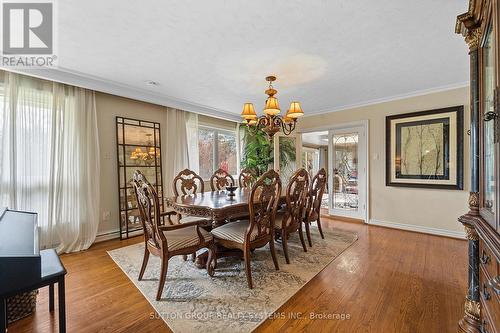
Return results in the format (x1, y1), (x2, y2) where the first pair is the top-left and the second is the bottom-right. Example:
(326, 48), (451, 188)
(165, 187), (286, 267)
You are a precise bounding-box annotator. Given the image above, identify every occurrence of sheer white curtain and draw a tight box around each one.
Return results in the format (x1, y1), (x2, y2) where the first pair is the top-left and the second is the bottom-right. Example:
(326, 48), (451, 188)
(163, 107), (192, 196)
(0, 71), (100, 253)
(186, 112), (199, 173)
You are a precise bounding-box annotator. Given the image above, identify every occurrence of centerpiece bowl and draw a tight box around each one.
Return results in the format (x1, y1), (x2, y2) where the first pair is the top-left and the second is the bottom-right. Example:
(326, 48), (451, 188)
(226, 185), (238, 199)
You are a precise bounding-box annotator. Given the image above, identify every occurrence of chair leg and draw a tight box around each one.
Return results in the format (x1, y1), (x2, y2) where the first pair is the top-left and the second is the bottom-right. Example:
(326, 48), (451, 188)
(138, 249), (150, 281)
(182, 255), (187, 261)
(269, 238), (280, 271)
(156, 258), (169, 301)
(191, 252), (196, 262)
(282, 230), (290, 264)
(304, 220), (313, 247)
(206, 244), (216, 277)
(317, 216), (325, 239)
(243, 248), (253, 289)
(298, 223), (307, 252)
(1, 297), (6, 333)
(49, 283), (54, 312)
(58, 277), (66, 333)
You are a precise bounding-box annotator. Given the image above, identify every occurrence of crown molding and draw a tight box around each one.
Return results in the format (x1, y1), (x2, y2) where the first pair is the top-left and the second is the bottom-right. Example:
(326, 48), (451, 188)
(304, 81), (470, 117)
(0, 66), (241, 122)
(2, 67), (470, 123)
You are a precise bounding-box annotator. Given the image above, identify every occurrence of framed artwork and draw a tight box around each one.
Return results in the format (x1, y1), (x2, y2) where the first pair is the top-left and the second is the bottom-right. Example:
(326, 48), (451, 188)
(385, 106), (464, 190)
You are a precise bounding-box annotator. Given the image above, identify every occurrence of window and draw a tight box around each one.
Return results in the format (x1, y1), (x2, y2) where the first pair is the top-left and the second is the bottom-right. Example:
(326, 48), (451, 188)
(0, 71), (100, 252)
(198, 126), (238, 179)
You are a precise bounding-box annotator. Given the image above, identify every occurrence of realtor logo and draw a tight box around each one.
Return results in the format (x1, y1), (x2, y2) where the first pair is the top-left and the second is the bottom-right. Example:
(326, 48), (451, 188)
(1, 1), (56, 67)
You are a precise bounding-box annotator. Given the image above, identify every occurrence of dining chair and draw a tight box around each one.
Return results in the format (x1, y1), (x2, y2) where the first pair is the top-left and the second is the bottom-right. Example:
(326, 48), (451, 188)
(238, 168), (255, 188)
(172, 168), (212, 261)
(274, 168), (310, 263)
(211, 169), (282, 289)
(132, 170), (176, 226)
(132, 174), (216, 301)
(210, 168), (235, 191)
(172, 169), (211, 224)
(304, 168), (327, 247)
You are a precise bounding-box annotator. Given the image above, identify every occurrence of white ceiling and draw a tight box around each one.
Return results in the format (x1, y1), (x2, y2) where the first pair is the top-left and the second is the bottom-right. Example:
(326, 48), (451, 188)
(16, 0), (469, 120)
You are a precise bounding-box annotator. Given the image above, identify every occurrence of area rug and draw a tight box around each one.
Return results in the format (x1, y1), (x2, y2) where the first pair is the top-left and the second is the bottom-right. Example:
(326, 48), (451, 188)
(108, 226), (358, 333)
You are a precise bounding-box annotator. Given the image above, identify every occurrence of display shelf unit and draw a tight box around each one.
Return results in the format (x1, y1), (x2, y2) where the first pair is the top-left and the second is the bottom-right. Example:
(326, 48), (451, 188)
(116, 117), (163, 239)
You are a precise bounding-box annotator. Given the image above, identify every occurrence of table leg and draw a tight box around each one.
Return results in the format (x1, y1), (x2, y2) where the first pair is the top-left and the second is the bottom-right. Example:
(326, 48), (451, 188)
(49, 284), (54, 312)
(58, 278), (66, 333)
(0, 297), (6, 333)
(194, 246), (243, 269)
(194, 250), (209, 269)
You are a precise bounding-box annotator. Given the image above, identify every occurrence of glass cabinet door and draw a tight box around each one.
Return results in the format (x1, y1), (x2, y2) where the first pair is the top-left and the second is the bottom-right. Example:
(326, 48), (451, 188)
(481, 24), (497, 229)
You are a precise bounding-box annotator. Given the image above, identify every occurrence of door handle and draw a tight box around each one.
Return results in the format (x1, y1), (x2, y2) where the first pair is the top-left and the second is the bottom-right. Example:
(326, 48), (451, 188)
(484, 111), (498, 121)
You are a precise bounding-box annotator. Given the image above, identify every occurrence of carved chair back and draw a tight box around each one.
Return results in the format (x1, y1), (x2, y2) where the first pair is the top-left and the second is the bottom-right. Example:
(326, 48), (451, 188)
(305, 168), (327, 221)
(282, 168), (310, 229)
(210, 168), (235, 191)
(132, 170), (149, 225)
(238, 168), (255, 188)
(172, 169), (205, 196)
(247, 169), (282, 243)
(133, 172), (166, 251)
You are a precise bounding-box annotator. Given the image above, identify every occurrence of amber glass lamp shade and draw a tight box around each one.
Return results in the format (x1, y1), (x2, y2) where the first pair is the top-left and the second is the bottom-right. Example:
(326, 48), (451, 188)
(263, 97), (280, 116)
(241, 103), (257, 121)
(286, 102), (304, 118)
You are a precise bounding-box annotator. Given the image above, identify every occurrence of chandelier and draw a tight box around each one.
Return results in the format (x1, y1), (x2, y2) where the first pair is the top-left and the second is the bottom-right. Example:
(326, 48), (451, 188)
(130, 134), (160, 165)
(241, 75), (304, 137)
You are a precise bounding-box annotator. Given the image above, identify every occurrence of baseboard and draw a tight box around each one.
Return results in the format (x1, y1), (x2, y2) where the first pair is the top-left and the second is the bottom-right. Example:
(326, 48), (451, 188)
(322, 213), (365, 224)
(369, 219), (466, 239)
(95, 228), (144, 243)
(95, 229), (120, 243)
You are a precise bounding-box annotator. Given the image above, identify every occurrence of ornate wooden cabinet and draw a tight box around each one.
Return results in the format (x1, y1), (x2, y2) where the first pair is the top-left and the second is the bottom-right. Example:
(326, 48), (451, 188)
(456, 0), (500, 332)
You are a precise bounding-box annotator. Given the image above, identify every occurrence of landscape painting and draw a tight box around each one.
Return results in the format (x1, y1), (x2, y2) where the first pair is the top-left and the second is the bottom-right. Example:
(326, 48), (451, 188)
(386, 106), (463, 189)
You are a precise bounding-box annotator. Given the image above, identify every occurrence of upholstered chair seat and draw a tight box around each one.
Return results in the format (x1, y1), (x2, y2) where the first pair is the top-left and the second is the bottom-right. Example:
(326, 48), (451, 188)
(178, 215), (211, 225)
(211, 220), (259, 244)
(133, 170), (216, 301)
(162, 226), (213, 251)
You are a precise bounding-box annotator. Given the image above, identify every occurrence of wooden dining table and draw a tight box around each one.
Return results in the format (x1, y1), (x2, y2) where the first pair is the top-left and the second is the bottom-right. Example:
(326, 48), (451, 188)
(165, 187), (285, 267)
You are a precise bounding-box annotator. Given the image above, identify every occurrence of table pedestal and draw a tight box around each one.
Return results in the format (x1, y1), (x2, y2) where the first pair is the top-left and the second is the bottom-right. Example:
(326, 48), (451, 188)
(194, 246), (243, 268)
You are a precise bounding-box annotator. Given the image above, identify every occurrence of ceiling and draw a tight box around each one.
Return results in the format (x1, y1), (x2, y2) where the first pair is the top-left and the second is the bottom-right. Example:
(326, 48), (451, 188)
(15, 0), (469, 120)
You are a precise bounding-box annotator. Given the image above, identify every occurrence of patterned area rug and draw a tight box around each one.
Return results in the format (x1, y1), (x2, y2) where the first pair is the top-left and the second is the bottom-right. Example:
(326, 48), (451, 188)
(108, 226), (358, 333)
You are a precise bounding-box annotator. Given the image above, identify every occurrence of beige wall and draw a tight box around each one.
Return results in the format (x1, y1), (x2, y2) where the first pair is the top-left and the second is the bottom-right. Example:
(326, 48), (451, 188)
(298, 87), (470, 234)
(97, 87), (469, 237)
(96, 92), (239, 237)
(96, 92), (169, 235)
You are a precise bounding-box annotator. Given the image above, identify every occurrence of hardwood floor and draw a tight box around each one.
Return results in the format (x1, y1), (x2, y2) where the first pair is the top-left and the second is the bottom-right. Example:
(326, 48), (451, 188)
(8, 217), (467, 333)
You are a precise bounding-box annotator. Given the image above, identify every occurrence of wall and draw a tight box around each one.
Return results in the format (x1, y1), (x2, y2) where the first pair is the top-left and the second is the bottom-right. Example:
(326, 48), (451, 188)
(298, 87), (470, 236)
(96, 93), (169, 237)
(97, 87), (469, 239)
(95, 93), (236, 239)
